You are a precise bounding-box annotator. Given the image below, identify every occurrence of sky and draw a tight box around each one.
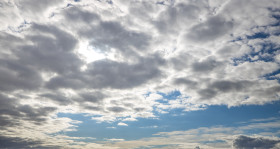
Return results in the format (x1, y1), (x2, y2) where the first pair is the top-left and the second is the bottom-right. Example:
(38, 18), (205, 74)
(0, 0), (280, 148)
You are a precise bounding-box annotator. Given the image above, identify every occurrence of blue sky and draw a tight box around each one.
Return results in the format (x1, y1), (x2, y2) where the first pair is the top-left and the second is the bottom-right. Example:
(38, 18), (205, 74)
(58, 94), (280, 141)
(0, 0), (280, 149)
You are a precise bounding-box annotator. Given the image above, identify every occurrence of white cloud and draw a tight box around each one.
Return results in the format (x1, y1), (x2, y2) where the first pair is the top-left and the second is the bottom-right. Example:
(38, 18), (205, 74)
(117, 122), (128, 126)
(122, 117), (138, 122)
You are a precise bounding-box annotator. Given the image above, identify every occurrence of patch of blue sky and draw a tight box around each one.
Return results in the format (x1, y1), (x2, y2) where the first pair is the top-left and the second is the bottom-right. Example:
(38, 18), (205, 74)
(268, 7), (280, 26)
(158, 90), (182, 100)
(232, 40), (279, 65)
(263, 69), (280, 82)
(57, 101), (280, 141)
(155, 90), (182, 104)
(271, 15), (280, 27)
(246, 32), (270, 39)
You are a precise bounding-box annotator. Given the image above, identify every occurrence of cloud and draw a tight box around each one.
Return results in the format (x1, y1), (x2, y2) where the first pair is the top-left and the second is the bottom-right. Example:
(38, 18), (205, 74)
(117, 122), (128, 126)
(233, 135), (280, 149)
(0, 0), (280, 148)
(0, 93), (57, 127)
(79, 20), (152, 58)
(0, 136), (45, 149)
(185, 15), (234, 42)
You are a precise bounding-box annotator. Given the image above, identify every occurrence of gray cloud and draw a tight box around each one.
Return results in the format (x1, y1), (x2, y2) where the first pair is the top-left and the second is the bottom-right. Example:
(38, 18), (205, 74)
(0, 94), (57, 127)
(0, 136), (43, 149)
(84, 57), (164, 89)
(80, 20), (151, 57)
(40, 93), (73, 106)
(47, 55), (165, 89)
(107, 106), (126, 113)
(63, 6), (100, 24)
(15, 0), (64, 14)
(191, 58), (223, 72)
(186, 15), (234, 42)
(153, 1), (205, 34)
(79, 91), (106, 103)
(210, 80), (253, 93)
(198, 88), (218, 99)
(233, 135), (280, 149)
(41, 90), (106, 107)
(0, 23), (83, 92)
(19, 24), (82, 74)
(197, 80), (254, 100)
(173, 78), (198, 89)
(0, 59), (43, 91)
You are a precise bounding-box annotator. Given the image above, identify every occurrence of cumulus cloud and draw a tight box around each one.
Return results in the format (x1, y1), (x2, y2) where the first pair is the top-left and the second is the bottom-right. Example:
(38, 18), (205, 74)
(117, 122), (128, 126)
(185, 15), (234, 43)
(0, 0), (280, 148)
(233, 135), (280, 149)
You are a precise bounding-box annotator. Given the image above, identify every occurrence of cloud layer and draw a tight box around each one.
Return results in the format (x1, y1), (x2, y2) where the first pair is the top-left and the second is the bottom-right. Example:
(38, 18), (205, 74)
(0, 0), (280, 148)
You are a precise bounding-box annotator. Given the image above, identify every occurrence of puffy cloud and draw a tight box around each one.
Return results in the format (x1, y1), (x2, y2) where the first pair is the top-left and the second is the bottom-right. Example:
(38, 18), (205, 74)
(0, 93), (57, 127)
(233, 135), (280, 149)
(0, 0), (280, 148)
(0, 136), (46, 149)
(185, 15), (234, 43)
(46, 56), (165, 89)
(117, 122), (128, 126)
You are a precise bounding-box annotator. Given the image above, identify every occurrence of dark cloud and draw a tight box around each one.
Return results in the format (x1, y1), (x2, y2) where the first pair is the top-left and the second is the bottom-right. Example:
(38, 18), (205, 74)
(0, 60), (43, 91)
(191, 58), (223, 72)
(0, 94), (21, 126)
(0, 135), (61, 149)
(19, 24), (82, 74)
(233, 135), (280, 149)
(79, 91), (106, 103)
(47, 55), (165, 89)
(134, 107), (146, 112)
(0, 136), (42, 149)
(197, 80), (253, 99)
(83, 105), (103, 111)
(259, 86), (280, 97)
(186, 16), (234, 42)
(154, 2), (203, 34)
(170, 53), (192, 70)
(0, 94), (56, 127)
(210, 80), (253, 93)
(63, 6), (100, 23)
(0, 23), (83, 91)
(40, 93), (73, 105)
(17, 105), (56, 124)
(84, 57), (164, 89)
(198, 88), (217, 99)
(0, 32), (23, 51)
(107, 106), (126, 113)
(80, 20), (151, 57)
(41, 91), (106, 107)
(45, 74), (85, 90)
(173, 78), (198, 89)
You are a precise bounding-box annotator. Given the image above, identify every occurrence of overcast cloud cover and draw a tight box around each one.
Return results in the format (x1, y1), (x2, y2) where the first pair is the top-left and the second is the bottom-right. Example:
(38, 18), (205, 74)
(0, 0), (280, 148)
